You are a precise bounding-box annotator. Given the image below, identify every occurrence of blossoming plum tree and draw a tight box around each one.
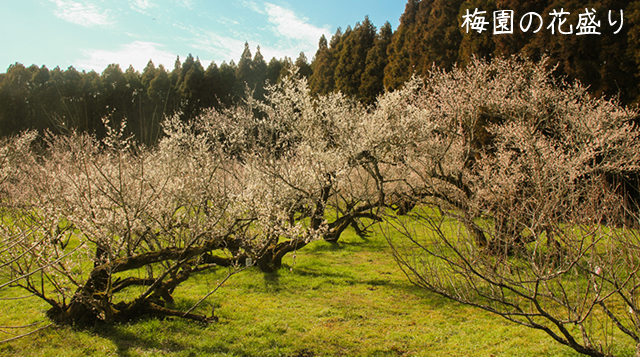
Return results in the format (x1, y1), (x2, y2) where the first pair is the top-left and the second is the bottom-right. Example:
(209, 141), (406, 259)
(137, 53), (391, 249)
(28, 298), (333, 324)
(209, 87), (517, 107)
(384, 57), (640, 357)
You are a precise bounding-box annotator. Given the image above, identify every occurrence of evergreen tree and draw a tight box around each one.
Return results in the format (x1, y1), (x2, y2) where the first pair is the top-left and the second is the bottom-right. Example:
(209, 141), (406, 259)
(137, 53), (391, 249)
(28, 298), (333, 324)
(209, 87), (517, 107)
(202, 61), (221, 109)
(139, 60), (162, 143)
(517, 0), (637, 103)
(166, 56), (181, 114)
(236, 42), (254, 95)
(384, 0), (465, 90)
(278, 57), (294, 81)
(379, 0), (639, 103)
(252, 46), (268, 100)
(0, 64), (32, 135)
(79, 69), (103, 135)
(171, 56), (182, 83)
(100, 64), (128, 130)
(122, 65), (145, 141)
(28, 65), (54, 133)
(141, 60), (157, 90)
(457, 0), (496, 67)
(419, 0), (465, 69)
(147, 64), (171, 116)
(295, 52), (313, 79)
(310, 32), (338, 95)
(218, 61), (238, 107)
(266, 57), (285, 86)
(335, 17), (377, 99)
(360, 22), (393, 104)
(177, 54), (205, 120)
(384, 4), (414, 91)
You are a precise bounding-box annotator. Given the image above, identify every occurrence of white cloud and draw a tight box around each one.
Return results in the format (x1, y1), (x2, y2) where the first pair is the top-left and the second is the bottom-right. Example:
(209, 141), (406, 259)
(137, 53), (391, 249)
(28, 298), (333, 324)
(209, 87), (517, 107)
(130, 0), (155, 13)
(77, 41), (178, 72)
(51, 0), (113, 27)
(174, 0), (194, 9)
(242, 1), (264, 14)
(176, 3), (331, 65)
(173, 22), (244, 64)
(218, 16), (240, 26)
(264, 3), (330, 50)
(188, 30), (246, 63)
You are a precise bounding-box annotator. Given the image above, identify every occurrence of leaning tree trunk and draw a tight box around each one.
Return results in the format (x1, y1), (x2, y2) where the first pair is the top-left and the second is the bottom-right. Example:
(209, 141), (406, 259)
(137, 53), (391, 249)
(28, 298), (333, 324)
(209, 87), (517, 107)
(45, 238), (232, 325)
(256, 239), (308, 272)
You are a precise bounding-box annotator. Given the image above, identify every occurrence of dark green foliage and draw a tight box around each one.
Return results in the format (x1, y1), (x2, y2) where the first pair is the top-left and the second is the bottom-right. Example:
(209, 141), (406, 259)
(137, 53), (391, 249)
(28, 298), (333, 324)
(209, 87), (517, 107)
(252, 47), (268, 100)
(266, 57), (285, 86)
(384, 0), (421, 90)
(201, 61), (221, 109)
(176, 54), (206, 121)
(218, 60), (239, 106)
(310, 33), (338, 95)
(382, 0), (640, 104)
(335, 17), (377, 99)
(0, 43), (275, 144)
(236, 42), (254, 95)
(309, 16), (390, 103)
(0, 64), (31, 136)
(235, 43), (272, 100)
(360, 22), (393, 104)
(295, 52), (312, 80)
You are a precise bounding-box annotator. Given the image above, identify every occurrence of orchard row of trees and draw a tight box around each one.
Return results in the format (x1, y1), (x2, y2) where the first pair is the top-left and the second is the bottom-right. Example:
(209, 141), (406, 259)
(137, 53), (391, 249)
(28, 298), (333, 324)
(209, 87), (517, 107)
(0, 67), (392, 327)
(2, 57), (640, 356)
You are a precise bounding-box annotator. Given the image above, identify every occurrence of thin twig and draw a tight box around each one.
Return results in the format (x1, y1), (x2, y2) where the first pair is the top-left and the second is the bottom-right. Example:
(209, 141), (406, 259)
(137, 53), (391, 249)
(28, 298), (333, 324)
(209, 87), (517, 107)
(0, 320), (47, 329)
(0, 293), (36, 301)
(183, 265), (248, 317)
(0, 323), (53, 344)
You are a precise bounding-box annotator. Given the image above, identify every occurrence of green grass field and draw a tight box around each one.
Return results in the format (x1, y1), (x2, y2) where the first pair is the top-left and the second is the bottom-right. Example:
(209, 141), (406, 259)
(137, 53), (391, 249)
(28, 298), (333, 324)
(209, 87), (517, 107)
(0, 225), (603, 356)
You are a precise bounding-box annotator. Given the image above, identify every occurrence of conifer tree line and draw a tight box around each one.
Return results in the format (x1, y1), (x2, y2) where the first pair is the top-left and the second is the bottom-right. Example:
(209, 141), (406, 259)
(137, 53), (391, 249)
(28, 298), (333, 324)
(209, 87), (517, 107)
(0, 44), (301, 145)
(2, 0), (640, 143)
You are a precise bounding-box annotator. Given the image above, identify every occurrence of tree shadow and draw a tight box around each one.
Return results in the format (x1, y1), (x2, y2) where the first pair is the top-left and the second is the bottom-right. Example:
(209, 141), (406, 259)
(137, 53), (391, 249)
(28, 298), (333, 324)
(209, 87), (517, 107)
(303, 238), (388, 254)
(262, 270), (281, 292)
(286, 265), (401, 290)
(90, 319), (229, 357)
(287, 263), (454, 308)
(88, 322), (185, 357)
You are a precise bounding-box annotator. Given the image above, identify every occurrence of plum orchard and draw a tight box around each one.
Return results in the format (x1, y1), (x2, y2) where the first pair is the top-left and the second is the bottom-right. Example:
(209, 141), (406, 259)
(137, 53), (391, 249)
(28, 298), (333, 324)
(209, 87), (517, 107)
(1, 57), (640, 357)
(0, 71), (394, 326)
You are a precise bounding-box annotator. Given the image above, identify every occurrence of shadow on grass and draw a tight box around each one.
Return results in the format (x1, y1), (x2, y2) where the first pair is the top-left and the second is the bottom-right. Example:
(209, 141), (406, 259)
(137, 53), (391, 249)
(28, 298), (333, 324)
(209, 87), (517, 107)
(91, 317), (318, 357)
(90, 319), (227, 357)
(262, 270), (281, 292)
(303, 239), (388, 254)
(283, 259), (455, 309)
(275, 263), (441, 301)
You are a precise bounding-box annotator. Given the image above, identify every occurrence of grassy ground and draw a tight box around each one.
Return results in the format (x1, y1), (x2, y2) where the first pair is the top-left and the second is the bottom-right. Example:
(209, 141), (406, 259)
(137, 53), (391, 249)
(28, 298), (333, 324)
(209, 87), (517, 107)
(0, 225), (625, 356)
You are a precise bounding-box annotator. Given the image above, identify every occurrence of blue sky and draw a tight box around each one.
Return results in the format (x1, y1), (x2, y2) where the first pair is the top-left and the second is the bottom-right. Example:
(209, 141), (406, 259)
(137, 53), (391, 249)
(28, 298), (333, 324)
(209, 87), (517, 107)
(1, 0), (406, 73)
